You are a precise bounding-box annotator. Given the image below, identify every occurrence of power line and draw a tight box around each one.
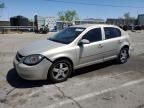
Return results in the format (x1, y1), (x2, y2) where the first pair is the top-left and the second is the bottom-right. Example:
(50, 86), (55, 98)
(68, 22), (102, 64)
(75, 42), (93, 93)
(46, 0), (144, 8)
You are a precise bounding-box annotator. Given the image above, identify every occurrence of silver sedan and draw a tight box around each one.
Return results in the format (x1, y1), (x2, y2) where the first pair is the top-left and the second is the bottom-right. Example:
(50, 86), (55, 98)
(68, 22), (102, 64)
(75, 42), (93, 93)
(13, 24), (131, 83)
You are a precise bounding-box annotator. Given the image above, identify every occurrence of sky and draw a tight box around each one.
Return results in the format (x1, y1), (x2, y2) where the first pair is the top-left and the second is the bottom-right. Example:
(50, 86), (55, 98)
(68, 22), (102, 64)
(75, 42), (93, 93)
(0, 0), (144, 20)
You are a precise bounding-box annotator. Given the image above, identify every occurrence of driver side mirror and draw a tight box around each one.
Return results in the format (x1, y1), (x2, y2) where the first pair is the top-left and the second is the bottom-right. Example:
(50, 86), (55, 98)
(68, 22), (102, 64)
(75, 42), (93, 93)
(78, 39), (90, 45)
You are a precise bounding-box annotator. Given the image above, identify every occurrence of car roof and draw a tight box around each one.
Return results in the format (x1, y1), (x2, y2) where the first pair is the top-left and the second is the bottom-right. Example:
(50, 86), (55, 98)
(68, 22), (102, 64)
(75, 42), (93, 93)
(72, 24), (119, 29)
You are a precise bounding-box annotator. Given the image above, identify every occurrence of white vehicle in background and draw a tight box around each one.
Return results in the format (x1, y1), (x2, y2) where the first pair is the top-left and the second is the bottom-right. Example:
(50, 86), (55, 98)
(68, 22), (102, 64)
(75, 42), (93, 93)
(34, 15), (57, 33)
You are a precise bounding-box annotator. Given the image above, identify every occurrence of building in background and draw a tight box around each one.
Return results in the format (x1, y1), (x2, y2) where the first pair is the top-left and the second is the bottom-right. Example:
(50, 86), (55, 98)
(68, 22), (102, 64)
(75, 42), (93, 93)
(0, 20), (10, 33)
(106, 18), (125, 25)
(56, 18), (105, 30)
(75, 18), (105, 25)
(56, 21), (73, 30)
(0, 14), (143, 33)
(138, 14), (144, 25)
(10, 15), (30, 26)
(0, 20), (10, 26)
(106, 18), (136, 26)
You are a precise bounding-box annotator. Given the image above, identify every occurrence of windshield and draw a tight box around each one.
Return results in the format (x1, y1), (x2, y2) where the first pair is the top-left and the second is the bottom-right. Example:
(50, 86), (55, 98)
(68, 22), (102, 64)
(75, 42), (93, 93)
(48, 27), (85, 44)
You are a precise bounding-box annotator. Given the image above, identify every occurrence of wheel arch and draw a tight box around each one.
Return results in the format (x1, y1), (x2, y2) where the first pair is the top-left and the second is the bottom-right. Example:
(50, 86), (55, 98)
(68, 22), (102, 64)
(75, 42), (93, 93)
(52, 57), (74, 68)
(121, 45), (129, 50)
(119, 44), (130, 58)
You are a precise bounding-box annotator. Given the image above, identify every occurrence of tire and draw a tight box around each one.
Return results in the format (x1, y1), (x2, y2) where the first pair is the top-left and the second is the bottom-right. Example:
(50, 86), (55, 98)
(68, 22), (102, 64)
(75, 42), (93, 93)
(117, 48), (129, 64)
(48, 59), (72, 83)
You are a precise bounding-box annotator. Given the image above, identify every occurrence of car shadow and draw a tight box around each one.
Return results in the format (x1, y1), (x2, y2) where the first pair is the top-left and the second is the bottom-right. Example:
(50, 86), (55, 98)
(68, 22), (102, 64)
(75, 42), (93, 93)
(7, 60), (117, 89)
(6, 68), (52, 88)
(73, 59), (117, 76)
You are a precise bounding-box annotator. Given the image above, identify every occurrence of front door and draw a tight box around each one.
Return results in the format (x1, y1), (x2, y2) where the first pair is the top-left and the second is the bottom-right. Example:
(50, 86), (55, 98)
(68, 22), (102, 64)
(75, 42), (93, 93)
(76, 28), (104, 65)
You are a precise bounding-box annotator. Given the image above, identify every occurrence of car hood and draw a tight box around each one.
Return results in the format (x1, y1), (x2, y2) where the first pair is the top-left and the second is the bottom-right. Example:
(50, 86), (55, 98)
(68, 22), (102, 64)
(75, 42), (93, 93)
(18, 40), (66, 56)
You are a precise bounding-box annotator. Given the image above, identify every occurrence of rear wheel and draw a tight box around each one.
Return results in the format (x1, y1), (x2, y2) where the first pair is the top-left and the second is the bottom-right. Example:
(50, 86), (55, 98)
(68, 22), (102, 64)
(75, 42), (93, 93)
(48, 60), (72, 83)
(117, 48), (129, 64)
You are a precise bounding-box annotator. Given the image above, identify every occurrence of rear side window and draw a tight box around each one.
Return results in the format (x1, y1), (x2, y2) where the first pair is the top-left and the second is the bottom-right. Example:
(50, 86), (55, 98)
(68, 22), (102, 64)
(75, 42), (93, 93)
(104, 27), (121, 39)
(82, 28), (102, 43)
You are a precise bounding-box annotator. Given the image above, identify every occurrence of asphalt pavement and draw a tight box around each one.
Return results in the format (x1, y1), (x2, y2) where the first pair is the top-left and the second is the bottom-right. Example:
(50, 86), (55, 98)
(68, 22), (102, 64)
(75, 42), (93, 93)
(0, 31), (144, 108)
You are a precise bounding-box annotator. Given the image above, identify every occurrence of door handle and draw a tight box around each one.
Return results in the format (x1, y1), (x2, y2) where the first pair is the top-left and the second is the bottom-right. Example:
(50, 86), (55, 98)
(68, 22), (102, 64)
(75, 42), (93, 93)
(98, 44), (103, 48)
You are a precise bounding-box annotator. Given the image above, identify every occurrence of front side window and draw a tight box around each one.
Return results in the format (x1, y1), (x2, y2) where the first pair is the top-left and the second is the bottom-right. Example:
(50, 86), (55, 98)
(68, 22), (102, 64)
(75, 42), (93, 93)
(48, 27), (85, 44)
(104, 27), (121, 39)
(82, 28), (102, 43)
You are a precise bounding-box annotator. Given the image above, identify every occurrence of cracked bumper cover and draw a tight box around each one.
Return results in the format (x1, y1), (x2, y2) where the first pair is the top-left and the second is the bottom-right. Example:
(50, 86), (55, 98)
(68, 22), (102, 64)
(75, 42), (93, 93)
(13, 57), (52, 80)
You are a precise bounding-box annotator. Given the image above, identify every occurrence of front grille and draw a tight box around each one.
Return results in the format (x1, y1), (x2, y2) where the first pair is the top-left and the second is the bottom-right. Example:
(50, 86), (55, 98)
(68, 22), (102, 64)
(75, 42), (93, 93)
(16, 53), (25, 62)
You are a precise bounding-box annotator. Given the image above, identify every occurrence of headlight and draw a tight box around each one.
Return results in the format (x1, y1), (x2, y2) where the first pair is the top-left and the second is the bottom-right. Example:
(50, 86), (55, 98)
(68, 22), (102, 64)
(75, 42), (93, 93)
(23, 54), (44, 65)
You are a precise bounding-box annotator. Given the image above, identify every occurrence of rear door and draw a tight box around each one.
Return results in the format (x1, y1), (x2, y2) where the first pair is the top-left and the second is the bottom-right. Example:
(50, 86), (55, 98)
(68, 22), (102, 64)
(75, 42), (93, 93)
(102, 27), (122, 60)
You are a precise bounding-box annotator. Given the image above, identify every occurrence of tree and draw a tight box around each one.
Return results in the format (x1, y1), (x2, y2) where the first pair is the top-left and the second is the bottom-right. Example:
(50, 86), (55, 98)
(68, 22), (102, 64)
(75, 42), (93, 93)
(58, 10), (79, 22)
(58, 11), (65, 21)
(0, 1), (5, 17)
(0, 2), (5, 8)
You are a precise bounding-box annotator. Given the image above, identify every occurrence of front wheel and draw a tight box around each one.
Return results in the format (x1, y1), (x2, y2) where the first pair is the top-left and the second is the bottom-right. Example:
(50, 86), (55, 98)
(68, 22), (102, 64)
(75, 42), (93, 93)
(48, 60), (72, 83)
(117, 48), (129, 64)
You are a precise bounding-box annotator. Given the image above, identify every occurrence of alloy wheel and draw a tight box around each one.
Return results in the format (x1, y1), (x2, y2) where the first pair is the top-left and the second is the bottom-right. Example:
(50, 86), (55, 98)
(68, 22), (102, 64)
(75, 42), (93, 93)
(120, 48), (128, 63)
(52, 63), (69, 81)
